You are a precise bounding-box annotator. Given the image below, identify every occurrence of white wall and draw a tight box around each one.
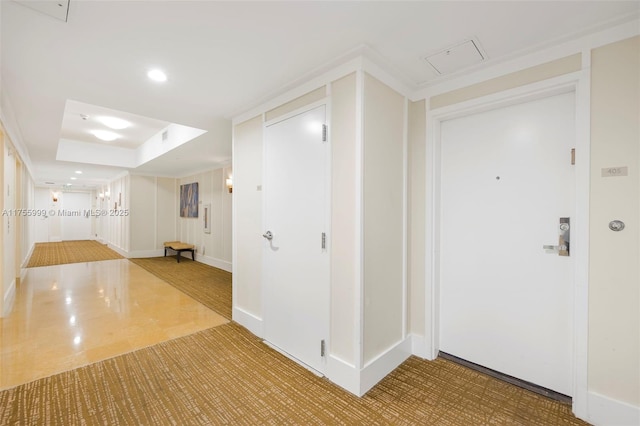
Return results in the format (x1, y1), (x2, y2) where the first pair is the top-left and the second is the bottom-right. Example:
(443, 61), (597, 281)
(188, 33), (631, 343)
(233, 116), (264, 322)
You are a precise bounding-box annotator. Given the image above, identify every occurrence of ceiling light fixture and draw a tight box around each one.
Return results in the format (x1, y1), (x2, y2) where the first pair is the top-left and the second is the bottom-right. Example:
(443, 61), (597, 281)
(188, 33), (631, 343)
(91, 129), (119, 141)
(147, 68), (167, 82)
(70, 177), (77, 180)
(98, 116), (131, 130)
(75, 171), (82, 174)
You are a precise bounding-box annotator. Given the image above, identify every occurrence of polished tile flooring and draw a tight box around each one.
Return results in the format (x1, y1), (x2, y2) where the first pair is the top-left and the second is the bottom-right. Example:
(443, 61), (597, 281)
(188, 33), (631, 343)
(0, 259), (228, 390)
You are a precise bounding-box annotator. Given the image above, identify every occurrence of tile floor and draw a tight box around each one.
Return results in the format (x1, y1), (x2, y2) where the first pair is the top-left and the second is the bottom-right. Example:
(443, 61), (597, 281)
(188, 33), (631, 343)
(0, 259), (228, 390)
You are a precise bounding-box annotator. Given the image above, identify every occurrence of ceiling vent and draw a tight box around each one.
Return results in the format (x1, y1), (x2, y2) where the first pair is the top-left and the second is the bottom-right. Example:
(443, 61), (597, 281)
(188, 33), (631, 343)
(162, 130), (169, 142)
(423, 38), (487, 76)
(12, 0), (70, 22)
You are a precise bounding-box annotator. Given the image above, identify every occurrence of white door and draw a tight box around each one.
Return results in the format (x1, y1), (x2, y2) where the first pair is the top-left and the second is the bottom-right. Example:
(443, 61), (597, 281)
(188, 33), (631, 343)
(263, 105), (329, 373)
(439, 92), (575, 396)
(62, 192), (92, 241)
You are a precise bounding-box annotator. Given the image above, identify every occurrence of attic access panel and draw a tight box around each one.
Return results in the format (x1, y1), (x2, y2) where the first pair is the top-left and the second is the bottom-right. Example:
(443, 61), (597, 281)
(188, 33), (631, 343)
(12, 0), (70, 22)
(424, 39), (486, 75)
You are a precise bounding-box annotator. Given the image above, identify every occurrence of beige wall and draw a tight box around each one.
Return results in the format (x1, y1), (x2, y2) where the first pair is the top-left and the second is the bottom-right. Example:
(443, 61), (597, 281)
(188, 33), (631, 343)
(362, 73), (405, 363)
(156, 177), (177, 248)
(0, 126), (6, 315)
(407, 99), (426, 337)
(3, 134), (16, 314)
(233, 115), (264, 316)
(330, 73), (358, 364)
(178, 166), (232, 268)
(234, 74), (409, 383)
(430, 54), (581, 109)
(0, 122), (35, 317)
(104, 175), (129, 252)
(265, 87), (327, 122)
(588, 36), (640, 406)
(130, 175), (157, 251)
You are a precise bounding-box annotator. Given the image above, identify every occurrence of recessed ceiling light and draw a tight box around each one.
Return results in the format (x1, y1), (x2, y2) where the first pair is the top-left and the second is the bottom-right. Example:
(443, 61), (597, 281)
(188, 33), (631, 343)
(75, 171), (82, 174)
(91, 130), (119, 141)
(147, 68), (167, 82)
(70, 177), (77, 180)
(98, 116), (131, 130)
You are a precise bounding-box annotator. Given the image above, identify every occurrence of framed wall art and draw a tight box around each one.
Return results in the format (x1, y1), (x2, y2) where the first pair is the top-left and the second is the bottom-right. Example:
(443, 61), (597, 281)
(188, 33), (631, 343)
(180, 182), (199, 218)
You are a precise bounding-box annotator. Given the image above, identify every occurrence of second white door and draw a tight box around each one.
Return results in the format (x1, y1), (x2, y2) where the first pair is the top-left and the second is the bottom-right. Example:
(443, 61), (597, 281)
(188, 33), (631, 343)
(439, 92), (575, 396)
(263, 105), (329, 374)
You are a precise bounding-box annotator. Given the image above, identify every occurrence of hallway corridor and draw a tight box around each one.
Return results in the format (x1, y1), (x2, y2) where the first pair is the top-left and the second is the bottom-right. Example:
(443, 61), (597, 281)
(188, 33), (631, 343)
(0, 259), (228, 390)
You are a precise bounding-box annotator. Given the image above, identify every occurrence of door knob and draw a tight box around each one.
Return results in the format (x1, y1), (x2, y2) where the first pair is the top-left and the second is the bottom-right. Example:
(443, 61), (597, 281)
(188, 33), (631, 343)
(262, 231), (273, 241)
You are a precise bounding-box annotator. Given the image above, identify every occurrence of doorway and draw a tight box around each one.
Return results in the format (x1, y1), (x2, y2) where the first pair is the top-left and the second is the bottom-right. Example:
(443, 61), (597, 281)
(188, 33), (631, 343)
(437, 92), (576, 396)
(263, 104), (329, 374)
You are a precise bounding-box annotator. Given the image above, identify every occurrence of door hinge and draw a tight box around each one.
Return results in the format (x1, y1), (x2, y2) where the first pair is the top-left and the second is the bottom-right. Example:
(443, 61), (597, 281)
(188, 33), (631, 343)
(322, 124), (327, 142)
(321, 232), (326, 249)
(571, 148), (575, 165)
(320, 339), (326, 357)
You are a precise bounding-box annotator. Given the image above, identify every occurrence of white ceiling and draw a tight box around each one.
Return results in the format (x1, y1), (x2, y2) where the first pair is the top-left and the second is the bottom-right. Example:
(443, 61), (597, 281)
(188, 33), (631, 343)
(1, 1), (638, 189)
(60, 100), (170, 150)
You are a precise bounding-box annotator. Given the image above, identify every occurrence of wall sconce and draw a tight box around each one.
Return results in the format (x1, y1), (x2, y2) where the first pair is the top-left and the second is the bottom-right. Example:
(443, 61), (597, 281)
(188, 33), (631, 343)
(225, 177), (233, 194)
(99, 192), (105, 199)
(52, 191), (59, 202)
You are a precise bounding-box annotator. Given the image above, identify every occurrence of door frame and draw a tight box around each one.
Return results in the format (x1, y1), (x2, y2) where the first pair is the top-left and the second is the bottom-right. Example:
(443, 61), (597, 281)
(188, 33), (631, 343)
(424, 71), (590, 415)
(261, 99), (332, 374)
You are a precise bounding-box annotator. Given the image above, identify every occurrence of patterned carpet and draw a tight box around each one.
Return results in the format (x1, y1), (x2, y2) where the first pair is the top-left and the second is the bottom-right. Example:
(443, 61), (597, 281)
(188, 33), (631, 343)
(26, 240), (123, 267)
(13, 246), (589, 425)
(0, 322), (589, 425)
(129, 256), (232, 319)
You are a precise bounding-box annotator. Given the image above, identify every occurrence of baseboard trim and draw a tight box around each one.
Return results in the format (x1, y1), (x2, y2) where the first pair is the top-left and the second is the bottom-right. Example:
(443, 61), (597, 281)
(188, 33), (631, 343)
(233, 306), (263, 338)
(410, 333), (429, 358)
(360, 336), (412, 396)
(21, 242), (35, 269)
(326, 354), (360, 396)
(2, 279), (16, 318)
(127, 249), (164, 258)
(107, 243), (129, 258)
(587, 391), (640, 426)
(195, 254), (232, 272)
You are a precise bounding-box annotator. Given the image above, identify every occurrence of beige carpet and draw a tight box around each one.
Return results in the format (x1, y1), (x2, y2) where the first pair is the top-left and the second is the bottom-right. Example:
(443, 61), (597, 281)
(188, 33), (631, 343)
(0, 322), (589, 425)
(129, 256), (232, 320)
(26, 240), (123, 267)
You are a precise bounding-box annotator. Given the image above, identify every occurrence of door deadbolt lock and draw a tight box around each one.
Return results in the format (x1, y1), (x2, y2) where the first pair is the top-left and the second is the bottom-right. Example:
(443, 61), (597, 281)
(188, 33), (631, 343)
(543, 217), (570, 257)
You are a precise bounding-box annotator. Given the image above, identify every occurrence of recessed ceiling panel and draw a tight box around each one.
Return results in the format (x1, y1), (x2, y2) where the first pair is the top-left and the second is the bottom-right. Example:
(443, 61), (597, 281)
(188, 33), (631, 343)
(424, 39), (487, 75)
(12, 0), (70, 22)
(60, 100), (170, 149)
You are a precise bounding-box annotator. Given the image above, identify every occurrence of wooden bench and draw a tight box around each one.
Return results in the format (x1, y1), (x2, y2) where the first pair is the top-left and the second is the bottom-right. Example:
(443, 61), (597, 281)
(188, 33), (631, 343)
(163, 241), (195, 263)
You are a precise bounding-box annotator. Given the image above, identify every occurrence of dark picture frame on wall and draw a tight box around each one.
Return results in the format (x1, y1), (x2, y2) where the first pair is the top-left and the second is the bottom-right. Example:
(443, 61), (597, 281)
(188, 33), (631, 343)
(180, 182), (199, 218)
